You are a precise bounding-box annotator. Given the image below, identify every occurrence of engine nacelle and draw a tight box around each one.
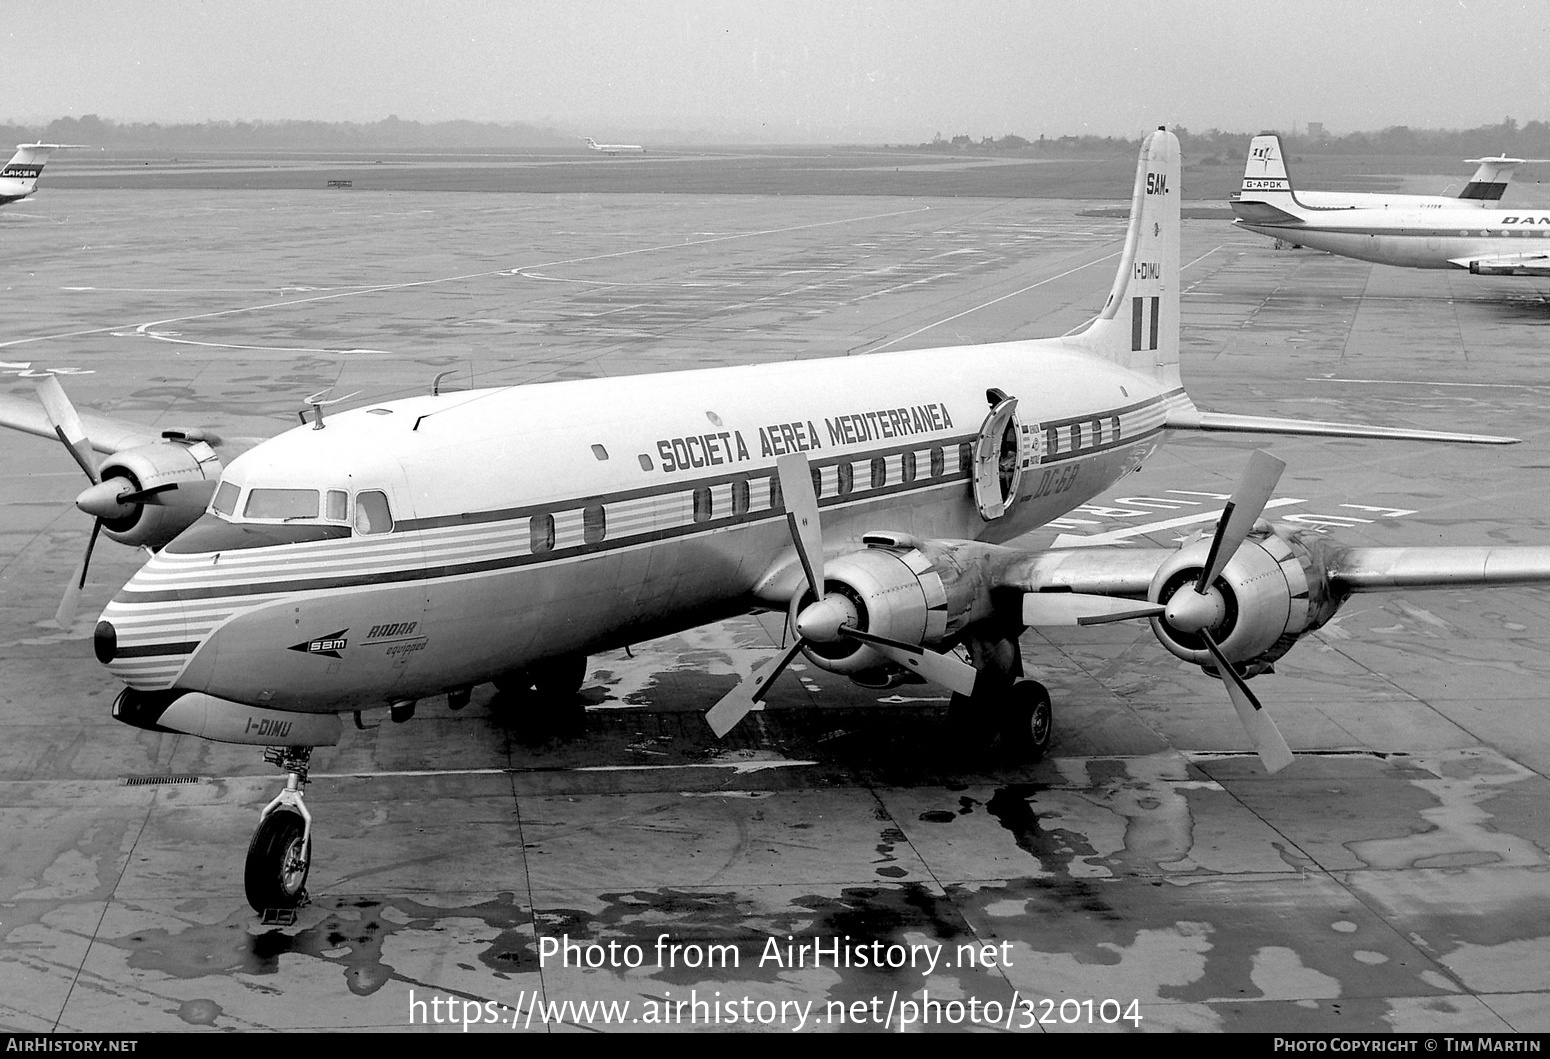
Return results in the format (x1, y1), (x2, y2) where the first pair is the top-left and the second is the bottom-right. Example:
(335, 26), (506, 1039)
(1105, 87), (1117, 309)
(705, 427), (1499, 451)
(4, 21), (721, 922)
(1148, 525), (1343, 677)
(97, 441), (223, 549)
(789, 539), (996, 679)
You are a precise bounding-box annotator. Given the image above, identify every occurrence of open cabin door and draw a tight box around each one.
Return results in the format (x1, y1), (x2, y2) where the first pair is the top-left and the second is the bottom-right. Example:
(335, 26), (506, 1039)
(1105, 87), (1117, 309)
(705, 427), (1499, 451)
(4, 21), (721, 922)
(972, 395), (1040, 521)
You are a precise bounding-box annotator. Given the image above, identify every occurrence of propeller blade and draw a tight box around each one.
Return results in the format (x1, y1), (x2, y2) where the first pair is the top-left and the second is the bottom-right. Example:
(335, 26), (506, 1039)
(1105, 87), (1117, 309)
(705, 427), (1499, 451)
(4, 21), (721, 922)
(705, 640), (805, 737)
(1023, 592), (1166, 627)
(775, 452), (824, 597)
(1199, 629), (1294, 774)
(35, 375), (99, 484)
(1196, 450), (1286, 594)
(55, 518), (103, 629)
(837, 624), (978, 696)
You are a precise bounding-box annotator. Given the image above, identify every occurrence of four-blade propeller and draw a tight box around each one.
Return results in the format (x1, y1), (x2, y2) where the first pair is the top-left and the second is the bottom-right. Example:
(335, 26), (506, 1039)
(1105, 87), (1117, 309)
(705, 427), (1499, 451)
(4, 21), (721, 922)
(1032, 450), (1293, 772)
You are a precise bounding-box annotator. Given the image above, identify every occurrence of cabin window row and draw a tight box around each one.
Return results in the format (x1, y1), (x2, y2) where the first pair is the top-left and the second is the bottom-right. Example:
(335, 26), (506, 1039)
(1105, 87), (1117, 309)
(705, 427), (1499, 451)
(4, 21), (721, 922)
(525, 447), (964, 552)
(1045, 415), (1122, 457)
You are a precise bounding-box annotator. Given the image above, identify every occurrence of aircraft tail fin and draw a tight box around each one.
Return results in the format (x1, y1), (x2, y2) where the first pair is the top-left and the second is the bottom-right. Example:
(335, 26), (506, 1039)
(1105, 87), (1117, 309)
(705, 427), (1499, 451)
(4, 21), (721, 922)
(0, 143), (67, 190)
(1066, 127), (1180, 387)
(1458, 155), (1527, 202)
(1229, 134), (1311, 227)
(1235, 135), (1301, 205)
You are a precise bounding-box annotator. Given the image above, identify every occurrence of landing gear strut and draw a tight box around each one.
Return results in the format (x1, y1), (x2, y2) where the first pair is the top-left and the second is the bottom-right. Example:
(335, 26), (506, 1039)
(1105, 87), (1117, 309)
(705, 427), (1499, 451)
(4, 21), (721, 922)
(948, 629), (1053, 761)
(245, 746), (313, 913)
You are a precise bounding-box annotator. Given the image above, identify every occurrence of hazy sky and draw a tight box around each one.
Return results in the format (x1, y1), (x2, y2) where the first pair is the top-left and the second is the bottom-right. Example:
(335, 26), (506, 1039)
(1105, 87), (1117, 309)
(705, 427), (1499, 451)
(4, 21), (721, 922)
(6, 0), (1548, 140)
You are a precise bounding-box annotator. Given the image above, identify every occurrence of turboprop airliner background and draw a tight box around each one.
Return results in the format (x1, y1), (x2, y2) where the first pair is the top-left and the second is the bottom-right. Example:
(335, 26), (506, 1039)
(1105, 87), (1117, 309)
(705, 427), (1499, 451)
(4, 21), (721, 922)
(1232, 134), (1550, 274)
(7, 128), (1550, 915)
(1238, 134), (1531, 211)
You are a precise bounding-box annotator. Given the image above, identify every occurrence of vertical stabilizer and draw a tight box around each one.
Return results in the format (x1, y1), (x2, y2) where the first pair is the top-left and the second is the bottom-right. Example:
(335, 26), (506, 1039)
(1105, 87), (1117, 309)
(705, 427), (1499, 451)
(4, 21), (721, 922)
(0, 143), (80, 203)
(1238, 135), (1299, 206)
(1458, 155), (1525, 203)
(1068, 127), (1180, 387)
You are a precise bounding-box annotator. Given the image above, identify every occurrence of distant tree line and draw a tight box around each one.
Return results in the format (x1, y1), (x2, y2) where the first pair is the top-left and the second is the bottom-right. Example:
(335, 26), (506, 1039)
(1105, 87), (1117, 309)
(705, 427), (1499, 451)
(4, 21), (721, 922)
(919, 118), (1550, 160)
(0, 114), (569, 151)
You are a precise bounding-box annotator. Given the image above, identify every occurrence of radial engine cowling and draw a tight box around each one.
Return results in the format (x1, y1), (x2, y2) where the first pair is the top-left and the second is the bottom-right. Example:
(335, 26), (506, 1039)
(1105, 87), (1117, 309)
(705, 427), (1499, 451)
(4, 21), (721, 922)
(1148, 526), (1341, 678)
(95, 441), (222, 549)
(788, 540), (990, 679)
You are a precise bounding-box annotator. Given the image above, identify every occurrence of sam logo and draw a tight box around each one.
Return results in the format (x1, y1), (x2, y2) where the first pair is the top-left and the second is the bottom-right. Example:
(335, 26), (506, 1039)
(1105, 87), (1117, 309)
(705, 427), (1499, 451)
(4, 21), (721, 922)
(288, 630), (348, 659)
(366, 622), (418, 639)
(1134, 261), (1160, 280)
(1146, 172), (1169, 195)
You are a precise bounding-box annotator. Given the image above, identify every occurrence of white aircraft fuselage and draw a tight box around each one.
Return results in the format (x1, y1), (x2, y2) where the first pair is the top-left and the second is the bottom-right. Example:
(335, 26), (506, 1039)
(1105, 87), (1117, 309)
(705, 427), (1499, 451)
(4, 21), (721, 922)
(101, 344), (1179, 723)
(1234, 206), (1550, 270)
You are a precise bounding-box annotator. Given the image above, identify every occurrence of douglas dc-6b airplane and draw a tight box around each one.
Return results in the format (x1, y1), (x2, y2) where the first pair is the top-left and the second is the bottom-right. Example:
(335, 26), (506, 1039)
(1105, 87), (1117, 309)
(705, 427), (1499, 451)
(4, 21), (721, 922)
(585, 136), (645, 155)
(1233, 134), (1550, 275)
(7, 128), (1550, 913)
(0, 143), (82, 205)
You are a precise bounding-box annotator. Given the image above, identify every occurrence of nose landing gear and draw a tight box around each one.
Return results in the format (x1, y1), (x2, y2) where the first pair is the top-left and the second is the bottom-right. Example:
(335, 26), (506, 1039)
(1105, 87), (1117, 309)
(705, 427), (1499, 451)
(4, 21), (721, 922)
(245, 746), (314, 913)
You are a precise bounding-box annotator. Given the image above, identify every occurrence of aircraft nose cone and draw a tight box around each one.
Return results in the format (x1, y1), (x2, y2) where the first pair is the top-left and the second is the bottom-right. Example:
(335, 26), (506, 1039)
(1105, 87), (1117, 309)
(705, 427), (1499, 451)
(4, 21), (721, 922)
(76, 478), (135, 520)
(1165, 587), (1226, 634)
(795, 594), (858, 643)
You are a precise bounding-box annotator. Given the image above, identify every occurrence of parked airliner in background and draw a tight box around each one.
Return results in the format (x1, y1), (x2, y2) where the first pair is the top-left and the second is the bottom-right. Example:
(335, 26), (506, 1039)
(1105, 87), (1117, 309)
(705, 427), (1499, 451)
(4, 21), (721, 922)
(7, 128), (1550, 914)
(1238, 134), (1531, 211)
(1232, 135), (1550, 274)
(585, 136), (645, 155)
(0, 143), (82, 205)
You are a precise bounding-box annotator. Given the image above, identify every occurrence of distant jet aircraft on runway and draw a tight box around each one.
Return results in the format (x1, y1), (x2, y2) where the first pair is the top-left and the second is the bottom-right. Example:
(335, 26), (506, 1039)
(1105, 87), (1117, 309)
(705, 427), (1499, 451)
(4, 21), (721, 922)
(1233, 135), (1550, 274)
(0, 143), (82, 205)
(585, 136), (645, 155)
(8, 128), (1550, 914)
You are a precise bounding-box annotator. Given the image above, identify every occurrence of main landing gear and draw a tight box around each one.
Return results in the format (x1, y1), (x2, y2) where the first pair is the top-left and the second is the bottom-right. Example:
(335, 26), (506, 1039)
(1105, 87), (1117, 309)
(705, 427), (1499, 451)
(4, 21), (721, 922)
(245, 746), (313, 913)
(948, 630), (1053, 761)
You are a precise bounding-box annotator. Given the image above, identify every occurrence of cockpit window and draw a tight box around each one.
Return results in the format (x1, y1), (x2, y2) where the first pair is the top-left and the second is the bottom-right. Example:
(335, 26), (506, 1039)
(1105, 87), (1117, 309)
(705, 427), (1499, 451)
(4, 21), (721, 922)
(325, 489), (348, 522)
(244, 488), (319, 520)
(354, 490), (394, 534)
(211, 480), (240, 516)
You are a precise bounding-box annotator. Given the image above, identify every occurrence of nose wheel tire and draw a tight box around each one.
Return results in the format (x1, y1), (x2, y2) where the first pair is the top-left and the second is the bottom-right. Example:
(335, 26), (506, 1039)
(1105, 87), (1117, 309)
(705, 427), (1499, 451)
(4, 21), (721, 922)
(245, 808), (311, 912)
(1001, 679), (1052, 761)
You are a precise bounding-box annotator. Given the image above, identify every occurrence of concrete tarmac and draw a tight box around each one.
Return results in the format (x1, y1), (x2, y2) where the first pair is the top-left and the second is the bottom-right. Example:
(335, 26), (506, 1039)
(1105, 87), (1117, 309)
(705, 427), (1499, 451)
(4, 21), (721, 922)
(2, 186), (1550, 1033)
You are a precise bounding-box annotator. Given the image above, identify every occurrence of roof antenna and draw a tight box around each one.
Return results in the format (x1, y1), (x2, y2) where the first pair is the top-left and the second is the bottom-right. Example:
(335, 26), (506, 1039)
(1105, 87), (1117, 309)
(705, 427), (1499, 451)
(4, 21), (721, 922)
(431, 370), (456, 396)
(302, 388), (361, 430)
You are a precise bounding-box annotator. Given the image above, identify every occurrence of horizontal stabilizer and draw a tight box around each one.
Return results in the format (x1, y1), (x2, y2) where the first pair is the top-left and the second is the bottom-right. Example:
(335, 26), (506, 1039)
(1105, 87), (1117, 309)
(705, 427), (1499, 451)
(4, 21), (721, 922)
(1165, 405), (1517, 445)
(1229, 200), (1306, 226)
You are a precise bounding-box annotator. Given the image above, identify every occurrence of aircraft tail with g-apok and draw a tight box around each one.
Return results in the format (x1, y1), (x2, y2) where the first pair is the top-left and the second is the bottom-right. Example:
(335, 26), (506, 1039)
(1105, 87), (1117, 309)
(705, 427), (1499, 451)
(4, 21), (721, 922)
(9, 127), (1550, 915)
(1232, 134), (1550, 274)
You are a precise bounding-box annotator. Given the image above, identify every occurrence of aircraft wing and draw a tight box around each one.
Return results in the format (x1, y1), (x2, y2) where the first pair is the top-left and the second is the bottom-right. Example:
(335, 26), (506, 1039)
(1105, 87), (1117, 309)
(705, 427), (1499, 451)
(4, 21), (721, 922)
(999, 537), (1550, 631)
(1320, 545), (1550, 591)
(0, 388), (162, 453)
(1449, 252), (1550, 277)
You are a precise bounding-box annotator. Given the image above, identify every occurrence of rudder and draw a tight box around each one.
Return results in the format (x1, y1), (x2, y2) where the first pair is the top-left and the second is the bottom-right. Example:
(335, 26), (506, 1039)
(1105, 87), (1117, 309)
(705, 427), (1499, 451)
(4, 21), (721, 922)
(1068, 127), (1180, 386)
